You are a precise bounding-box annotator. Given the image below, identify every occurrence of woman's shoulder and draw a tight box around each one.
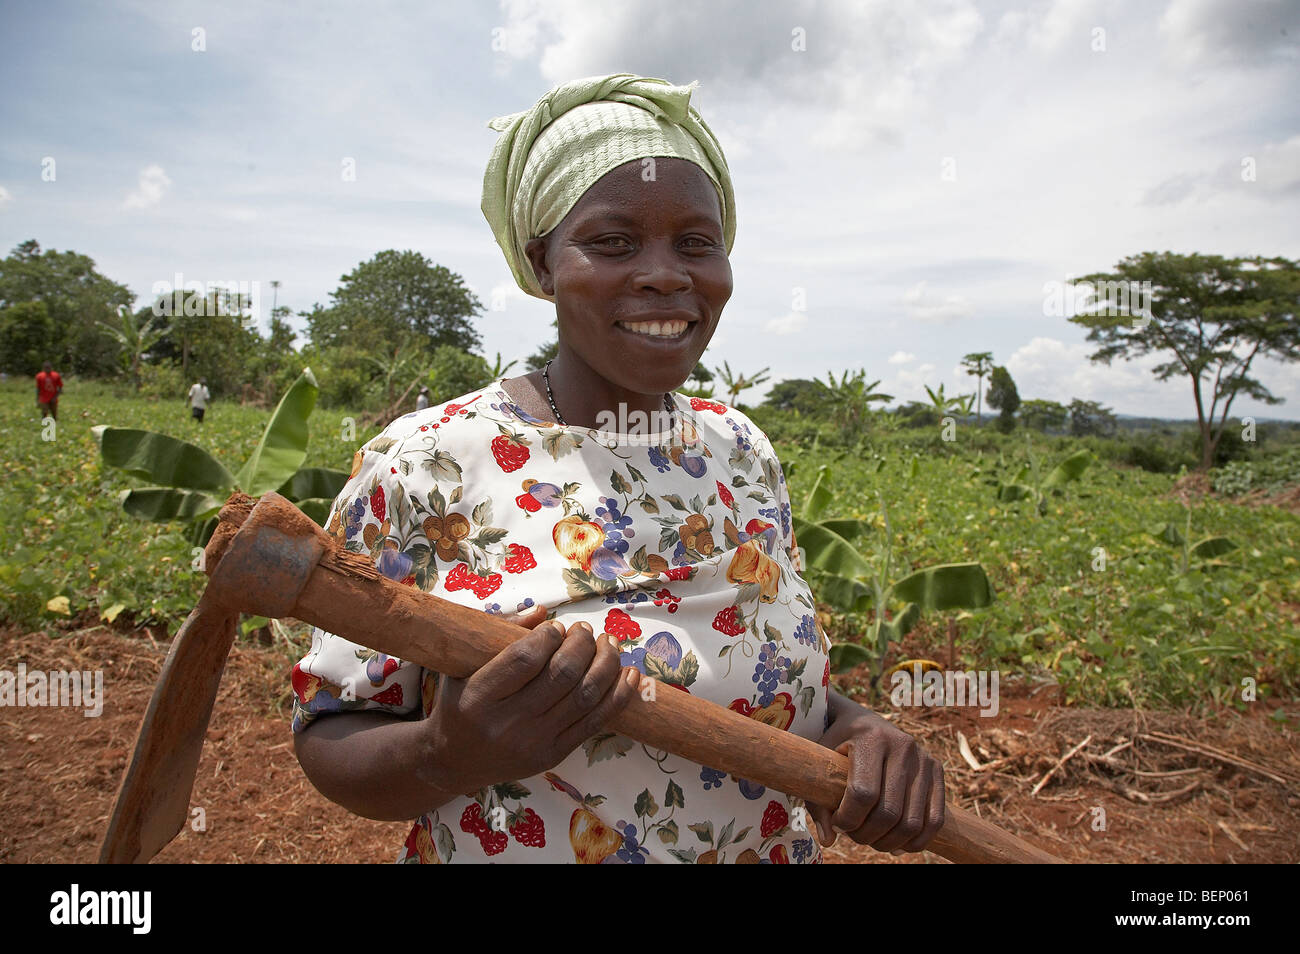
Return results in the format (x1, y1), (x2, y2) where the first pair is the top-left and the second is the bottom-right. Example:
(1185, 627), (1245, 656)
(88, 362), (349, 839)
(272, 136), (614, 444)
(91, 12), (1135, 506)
(361, 378), (540, 457)
(677, 395), (781, 463)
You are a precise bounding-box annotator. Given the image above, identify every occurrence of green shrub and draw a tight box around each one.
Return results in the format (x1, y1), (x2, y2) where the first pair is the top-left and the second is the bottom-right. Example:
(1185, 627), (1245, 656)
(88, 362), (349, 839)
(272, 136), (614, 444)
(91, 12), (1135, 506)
(137, 361), (187, 401)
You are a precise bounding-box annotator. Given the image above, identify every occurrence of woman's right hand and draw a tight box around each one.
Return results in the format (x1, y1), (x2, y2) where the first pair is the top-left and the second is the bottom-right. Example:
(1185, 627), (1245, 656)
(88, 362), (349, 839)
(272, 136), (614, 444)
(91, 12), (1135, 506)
(420, 603), (641, 796)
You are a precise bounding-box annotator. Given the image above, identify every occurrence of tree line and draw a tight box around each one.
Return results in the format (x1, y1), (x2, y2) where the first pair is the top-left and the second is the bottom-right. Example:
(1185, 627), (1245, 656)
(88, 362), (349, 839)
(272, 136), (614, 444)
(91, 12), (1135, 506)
(2, 240), (1294, 469)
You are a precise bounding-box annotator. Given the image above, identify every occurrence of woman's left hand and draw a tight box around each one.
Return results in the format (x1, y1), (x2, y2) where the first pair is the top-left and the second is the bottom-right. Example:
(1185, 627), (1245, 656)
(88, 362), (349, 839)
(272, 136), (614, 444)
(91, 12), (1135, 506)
(807, 693), (945, 855)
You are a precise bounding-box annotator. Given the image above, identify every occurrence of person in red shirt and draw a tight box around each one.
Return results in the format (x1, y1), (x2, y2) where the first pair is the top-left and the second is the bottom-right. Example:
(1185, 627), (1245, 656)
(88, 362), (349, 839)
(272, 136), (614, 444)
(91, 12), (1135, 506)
(35, 362), (63, 421)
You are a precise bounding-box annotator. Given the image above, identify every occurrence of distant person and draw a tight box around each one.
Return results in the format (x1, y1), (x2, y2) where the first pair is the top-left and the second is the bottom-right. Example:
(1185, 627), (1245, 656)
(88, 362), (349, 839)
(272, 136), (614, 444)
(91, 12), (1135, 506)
(415, 386), (431, 411)
(188, 377), (211, 424)
(35, 361), (63, 421)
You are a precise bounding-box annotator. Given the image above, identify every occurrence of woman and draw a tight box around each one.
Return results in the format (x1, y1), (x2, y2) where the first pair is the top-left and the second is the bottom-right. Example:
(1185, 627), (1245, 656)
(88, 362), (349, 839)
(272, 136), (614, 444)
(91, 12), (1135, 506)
(292, 73), (944, 863)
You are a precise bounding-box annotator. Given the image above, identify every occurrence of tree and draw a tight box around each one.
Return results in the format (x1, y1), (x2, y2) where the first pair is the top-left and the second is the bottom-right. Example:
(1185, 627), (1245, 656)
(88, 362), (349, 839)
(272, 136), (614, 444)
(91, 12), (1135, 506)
(986, 366), (1020, 433)
(486, 352), (518, 379)
(961, 352), (994, 424)
(307, 250), (483, 354)
(426, 345), (493, 404)
(1068, 252), (1300, 469)
(923, 383), (974, 418)
(364, 334), (424, 408)
(0, 239), (132, 376)
(96, 305), (167, 391)
(716, 361), (770, 406)
(1068, 398), (1117, 437)
(0, 301), (56, 375)
(689, 362), (714, 386)
(1019, 399), (1068, 433)
(764, 378), (826, 415)
(820, 369), (892, 439)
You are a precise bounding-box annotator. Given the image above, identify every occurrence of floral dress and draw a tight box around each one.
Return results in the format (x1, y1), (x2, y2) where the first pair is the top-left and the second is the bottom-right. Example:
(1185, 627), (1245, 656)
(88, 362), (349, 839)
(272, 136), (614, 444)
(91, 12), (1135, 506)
(290, 378), (835, 863)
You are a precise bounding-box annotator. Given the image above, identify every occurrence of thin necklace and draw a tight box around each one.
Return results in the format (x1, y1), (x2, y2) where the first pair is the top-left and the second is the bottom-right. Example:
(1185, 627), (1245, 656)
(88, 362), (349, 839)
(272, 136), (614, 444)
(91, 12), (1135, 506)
(542, 360), (675, 430)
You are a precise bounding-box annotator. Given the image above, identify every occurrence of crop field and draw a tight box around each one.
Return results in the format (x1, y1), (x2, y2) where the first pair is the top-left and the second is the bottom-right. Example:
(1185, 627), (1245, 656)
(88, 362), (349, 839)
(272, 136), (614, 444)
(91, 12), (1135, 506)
(3, 376), (1298, 715)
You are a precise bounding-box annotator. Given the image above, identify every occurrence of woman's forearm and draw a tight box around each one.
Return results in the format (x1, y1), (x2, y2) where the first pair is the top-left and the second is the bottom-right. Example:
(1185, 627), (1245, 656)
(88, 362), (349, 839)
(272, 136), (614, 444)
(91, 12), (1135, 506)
(293, 711), (468, 822)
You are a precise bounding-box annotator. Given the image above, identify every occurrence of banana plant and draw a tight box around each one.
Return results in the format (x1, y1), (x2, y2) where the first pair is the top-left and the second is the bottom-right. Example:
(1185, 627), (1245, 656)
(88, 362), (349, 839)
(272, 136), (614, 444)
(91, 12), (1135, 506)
(791, 467), (994, 688)
(1149, 507), (1239, 575)
(923, 383), (974, 418)
(92, 368), (349, 545)
(97, 304), (168, 392)
(996, 439), (1092, 516)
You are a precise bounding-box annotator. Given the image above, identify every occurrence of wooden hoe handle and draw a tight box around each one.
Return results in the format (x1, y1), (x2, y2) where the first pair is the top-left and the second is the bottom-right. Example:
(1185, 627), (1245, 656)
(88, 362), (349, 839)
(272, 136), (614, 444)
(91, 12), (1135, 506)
(102, 492), (1065, 864)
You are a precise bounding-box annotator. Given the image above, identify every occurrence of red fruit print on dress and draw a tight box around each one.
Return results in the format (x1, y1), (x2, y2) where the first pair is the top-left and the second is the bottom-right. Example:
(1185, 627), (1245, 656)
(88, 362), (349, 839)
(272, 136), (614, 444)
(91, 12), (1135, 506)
(516, 492), (542, 513)
(715, 481), (734, 508)
(503, 543), (537, 573)
(470, 572), (502, 599)
(689, 397), (726, 413)
(491, 434), (530, 472)
(665, 566), (691, 581)
(479, 829), (509, 855)
(712, 605), (745, 636)
(444, 563), (473, 592)
(460, 803), (489, 835)
(603, 608), (641, 642)
(370, 485), (386, 523)
(509, 808), (546, 848)
(369, 683), (403, 706)
(761, 800), (789, 838)
(653, 588), (680, 613)
(443, 395), (478, 416)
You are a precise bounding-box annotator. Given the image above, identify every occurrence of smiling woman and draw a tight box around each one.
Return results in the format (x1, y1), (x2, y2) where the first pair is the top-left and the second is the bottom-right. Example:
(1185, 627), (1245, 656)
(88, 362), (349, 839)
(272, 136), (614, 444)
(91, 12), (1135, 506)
(290, 73), (945, 864)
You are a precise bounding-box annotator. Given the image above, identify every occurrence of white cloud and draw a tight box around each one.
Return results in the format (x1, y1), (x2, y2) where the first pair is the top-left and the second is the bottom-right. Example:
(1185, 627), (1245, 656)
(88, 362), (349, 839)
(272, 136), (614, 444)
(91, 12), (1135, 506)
(497, 0), (986, 149)
(1159, 0), (1300, 68)
(764, 311), (807, 336)
(888, 350), (915, 364)
(123, 165), (172, 210)
(1006, 336), (1165, 408)
(902, 282), (973, 323)
(1142, 134), (1300, 205)
(0, 185), (10, 206)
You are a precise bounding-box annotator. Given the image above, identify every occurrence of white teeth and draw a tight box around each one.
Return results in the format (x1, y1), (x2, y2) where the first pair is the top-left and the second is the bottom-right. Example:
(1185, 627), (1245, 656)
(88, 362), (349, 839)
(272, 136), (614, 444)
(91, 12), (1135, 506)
(619, 319), (688, 337)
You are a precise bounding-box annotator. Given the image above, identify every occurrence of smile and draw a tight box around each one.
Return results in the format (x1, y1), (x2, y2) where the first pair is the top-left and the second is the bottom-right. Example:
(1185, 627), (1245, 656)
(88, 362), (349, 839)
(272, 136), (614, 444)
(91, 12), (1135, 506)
(616, 319), (690, 337)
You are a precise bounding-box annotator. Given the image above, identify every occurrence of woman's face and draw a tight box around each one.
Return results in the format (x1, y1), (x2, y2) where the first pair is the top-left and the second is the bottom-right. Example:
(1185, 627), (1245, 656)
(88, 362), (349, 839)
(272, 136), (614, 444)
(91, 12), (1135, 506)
(524, 157), (732, 395)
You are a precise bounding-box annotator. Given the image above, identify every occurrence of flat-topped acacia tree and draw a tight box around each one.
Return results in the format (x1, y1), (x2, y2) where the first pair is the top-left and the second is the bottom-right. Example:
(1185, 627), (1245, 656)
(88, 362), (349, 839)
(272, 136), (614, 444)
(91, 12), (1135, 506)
(1069, 252), (1299, 470)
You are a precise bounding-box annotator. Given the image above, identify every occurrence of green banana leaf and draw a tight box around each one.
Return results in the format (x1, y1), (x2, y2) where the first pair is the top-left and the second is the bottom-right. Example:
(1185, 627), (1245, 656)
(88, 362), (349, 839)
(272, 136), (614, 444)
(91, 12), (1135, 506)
(998, 483), (1034, 503)
(1043, 449), (1092, 488)
(892, 562), (995, 612)
(120, 487), (224, 522)
(879, 602), (921, 643)
(791, 514), (874, 580)
(800, 465), (833, 521)
(294, 498), (336, 526)
(92, 425), (235, 493)
(235, 368), (319, 497)
(1151, 522), (1185, 546)
(277, 466), (349, 503)
(815, 573), (872, 614)
(1190, 536), (1238, 560)
(829, 641), (872, 674)
(818, 518), (873, 545)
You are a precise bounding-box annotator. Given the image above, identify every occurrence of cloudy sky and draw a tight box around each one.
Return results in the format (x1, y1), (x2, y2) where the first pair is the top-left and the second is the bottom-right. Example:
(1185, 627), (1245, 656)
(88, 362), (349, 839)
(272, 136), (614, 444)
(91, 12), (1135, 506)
(2, 0), (1297, 418)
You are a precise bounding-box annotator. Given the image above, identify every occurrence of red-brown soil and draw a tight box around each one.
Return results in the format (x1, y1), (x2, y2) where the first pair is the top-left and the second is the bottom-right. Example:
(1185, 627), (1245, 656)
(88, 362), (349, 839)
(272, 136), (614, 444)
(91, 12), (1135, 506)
(2, 623), (1296, 864)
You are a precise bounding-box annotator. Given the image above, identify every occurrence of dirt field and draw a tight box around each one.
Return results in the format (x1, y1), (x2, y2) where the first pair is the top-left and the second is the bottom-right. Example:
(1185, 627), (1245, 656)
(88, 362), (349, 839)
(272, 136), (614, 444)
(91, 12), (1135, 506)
(2, 622), (1297, 864)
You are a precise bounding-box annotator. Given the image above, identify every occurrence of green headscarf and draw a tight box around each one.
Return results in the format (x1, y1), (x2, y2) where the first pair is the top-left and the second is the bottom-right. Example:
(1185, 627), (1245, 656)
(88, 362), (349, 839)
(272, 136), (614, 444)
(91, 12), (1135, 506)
(481, 73), (736, 301)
